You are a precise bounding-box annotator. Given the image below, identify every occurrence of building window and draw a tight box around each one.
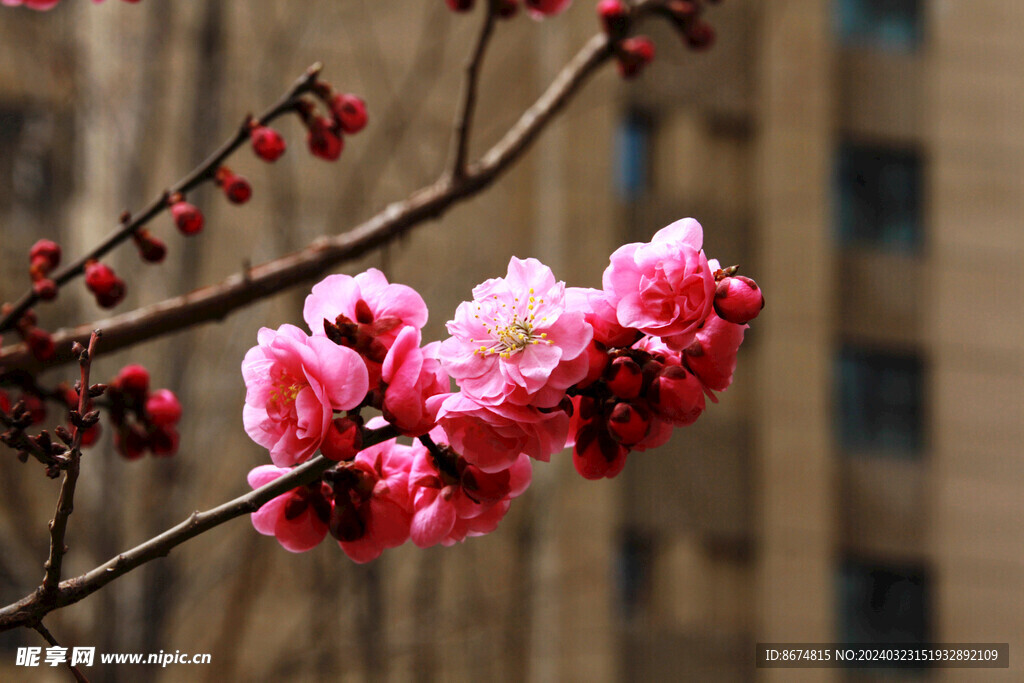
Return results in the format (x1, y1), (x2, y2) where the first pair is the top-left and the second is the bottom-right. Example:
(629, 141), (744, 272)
(614, 112), (652, 201)
(835, 143), (922, 251)
(837, 347), (924, 456)
(835, 0), (923, 52)
(614, 528), (653, 620)
(839, 559), (929, 646)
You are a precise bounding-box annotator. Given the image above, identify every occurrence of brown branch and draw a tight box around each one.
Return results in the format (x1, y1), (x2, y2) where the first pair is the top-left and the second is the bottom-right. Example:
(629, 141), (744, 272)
(449, 0), (498, 180)
(32, 621), (90, 683)
(41, 331), (100, 595)
(0, 423), (399, 633)
(0, 63), (324, 336)
(0, 29), (618, 377)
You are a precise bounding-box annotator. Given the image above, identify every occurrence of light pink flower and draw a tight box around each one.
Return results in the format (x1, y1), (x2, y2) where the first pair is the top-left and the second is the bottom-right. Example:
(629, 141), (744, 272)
(684, 312), (747, 397)
(248, 466), (331, 553)
(303, 268), (427, 345)
(333, 439), (414, 563)
(429, 392), (569, 473)
(602, 218), (716, 349)
(440, 257), (592, 409)
(407, 429), (531, 548)
(380, 327), (448, 437)
(524, 0), (572, 19)
(565, 286), (637, 348)
(242, 324), (369, 467)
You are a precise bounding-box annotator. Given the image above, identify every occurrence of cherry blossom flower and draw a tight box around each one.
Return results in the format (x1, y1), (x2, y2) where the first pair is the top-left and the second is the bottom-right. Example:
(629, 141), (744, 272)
(429, 391), (569, 472)
(380, 327), (448, 437)
(407, 429), (531, 548)
(331, 437), (414, 563)
(303, 268), (427, 345)
(565, 286), (637, 348)
(440, 257), (592, 408)
(248, 466), (331, 553)
(242, 324), (368, 467)
(602, 218), (715, 349)
(684, 312), (747, 397)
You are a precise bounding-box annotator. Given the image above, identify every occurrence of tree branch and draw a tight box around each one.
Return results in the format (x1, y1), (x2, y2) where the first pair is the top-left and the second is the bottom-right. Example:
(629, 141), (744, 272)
(41, 330), (100, 595)
(0, 28), (618, 377)
(0, 423), (399, 632)
(32, 621), (90, 683)
(449, 0), (497, 180)
(0, 63), (324, 336)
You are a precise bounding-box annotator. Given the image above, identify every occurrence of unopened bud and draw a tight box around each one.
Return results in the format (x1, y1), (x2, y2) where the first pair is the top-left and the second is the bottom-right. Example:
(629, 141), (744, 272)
(713, 275), (764, 324)
(146, 389), (182, 427)
(171, 201), (204, 235)
(597, 0), (630, 37)
(605, 355), (643, 399)
(321, 416), (363, 462)
(25, 327), (56, 362)
(29, 239), (61, 273)
(307, 116), (344, 161)
(33, 278), (58, 301)
(444, 0), (474, 12)
(647, 365), (705, 426)
(250, 124), (287, 162)
(330, 94), (368, 135)
(606, 402), (651, 446)
(616, 36), (655, 79)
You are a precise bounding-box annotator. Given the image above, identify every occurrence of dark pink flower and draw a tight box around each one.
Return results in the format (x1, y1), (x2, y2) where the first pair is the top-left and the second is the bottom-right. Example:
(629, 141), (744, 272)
(684, 312), (747, 396)
(565, 286), (637, 347)
(429, 392), (569, 473)
(440, 257), (592, 408)
(248, 466), (331, 553)
(380, 327), (448, 436)
(242, 324), (369, 467)
(524, 0), (572, 19)
(407, 429), (531, 548)
(332, 437), (414, 563)
(602, 218), (715, 349)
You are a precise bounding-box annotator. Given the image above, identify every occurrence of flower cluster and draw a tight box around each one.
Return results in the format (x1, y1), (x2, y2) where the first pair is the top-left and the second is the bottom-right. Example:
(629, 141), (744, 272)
(107, 365), (184, 459)
(243, 218), (761, 560)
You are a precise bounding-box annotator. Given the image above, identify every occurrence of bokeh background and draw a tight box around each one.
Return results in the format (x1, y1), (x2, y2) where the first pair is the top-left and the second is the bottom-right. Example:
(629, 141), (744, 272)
(1, 0), (1022, 680)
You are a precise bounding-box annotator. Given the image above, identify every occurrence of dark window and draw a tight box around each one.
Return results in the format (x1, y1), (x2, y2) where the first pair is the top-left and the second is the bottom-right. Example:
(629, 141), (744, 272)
(614, 528), (653, 620)
(839, 559), (929, 646)
(836, 144), (922, 251)
(835, 0), (923, 52)
(614, 112), (652, 201)
(837, 347), (924, 456)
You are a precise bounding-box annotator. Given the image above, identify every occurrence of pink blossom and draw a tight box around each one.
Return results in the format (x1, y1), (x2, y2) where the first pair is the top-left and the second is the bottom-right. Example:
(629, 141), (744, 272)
(407, 429), (531, 548)
(565, 287), (637, 347)
(242, 324), (369, 467)
(332, 439), (414, 563)
(248, 466), (331, 553)
(684, 312), (747, 396)
(380, 327), (448, 437)
(2, 0), (62, 9)
(602, 218), (715, 349)
(303, 269), (427, 345)
(440, 257), (592, 409)
(524, 0), (572, 19)
(429, 392), (569, 473)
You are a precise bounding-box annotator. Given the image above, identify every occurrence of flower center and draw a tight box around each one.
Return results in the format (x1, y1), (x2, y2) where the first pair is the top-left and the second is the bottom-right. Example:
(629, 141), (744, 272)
(471, 288), (553, 359)
(267, 372), (303, 415)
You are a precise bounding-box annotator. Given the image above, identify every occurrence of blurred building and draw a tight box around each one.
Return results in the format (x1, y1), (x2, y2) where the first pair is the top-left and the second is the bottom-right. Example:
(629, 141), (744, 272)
(0, 1), (1022, 681)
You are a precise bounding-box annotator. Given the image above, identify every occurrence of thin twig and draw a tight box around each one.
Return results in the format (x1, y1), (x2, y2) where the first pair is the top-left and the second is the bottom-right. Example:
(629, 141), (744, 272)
(0, 28), (620, 377)
(449, 0), (497, 180)
(32, 621), (90, 683)
(0, 64), (324, 336)
(41, 331), (101, 595)
(0, 424), (398, 632)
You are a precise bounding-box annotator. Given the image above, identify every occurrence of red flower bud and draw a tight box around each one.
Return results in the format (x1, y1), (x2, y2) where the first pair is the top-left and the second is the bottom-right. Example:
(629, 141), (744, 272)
(171, 200), (204, 235)
(217, 168), (252, 204)
(25, 327), (56, 361)
(616, 36), (655, 79)
(496, 0), (518, 18)
(29, 239), (61, 273)
(149, 425), (180, 457)
(606, 402), (651, 446)
(84, 261), (126, 308)
(573, 423), (629, 480)
(146, 388), (182, 427)
(605, 355), (643, 399)
(647, 365), (704, 426)
(307, 116), (344, 161)
(578, 340), (609, 389)
(321, 416), (363, 462)
(116, 426), (148, 460)
(33, 278), (58, 301)
(684, 20), (716, 50)
(250, 124), (287, 162)
(115, 364), (150, 396)
(133, 229), (167, 263)
(330, 94), (368, 135)
(713, 275), (764, 324)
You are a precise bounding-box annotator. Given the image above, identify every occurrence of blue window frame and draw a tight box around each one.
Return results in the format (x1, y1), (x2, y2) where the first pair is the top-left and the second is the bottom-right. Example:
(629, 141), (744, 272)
(837, 347), (924, 456)
(835, 0), (923, 52)
(614, 112), (652, 201)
